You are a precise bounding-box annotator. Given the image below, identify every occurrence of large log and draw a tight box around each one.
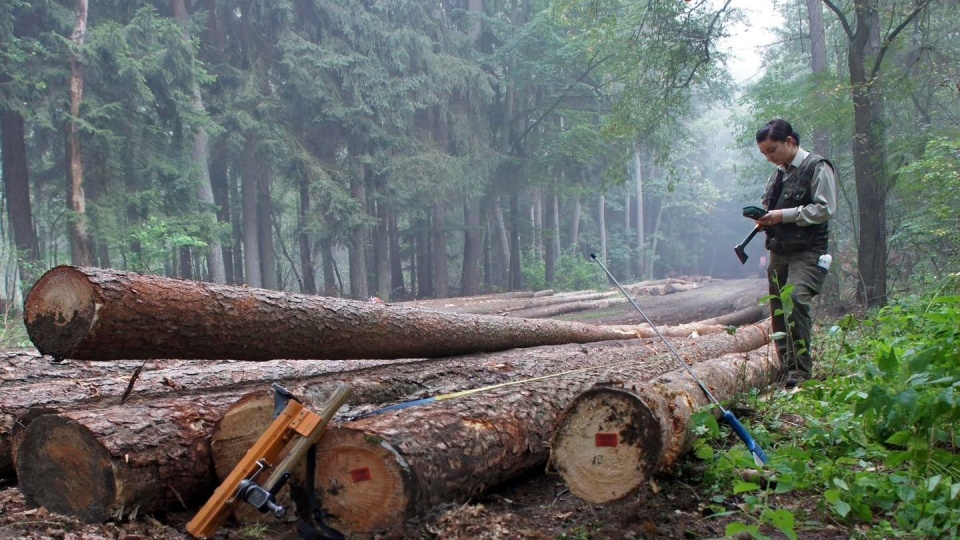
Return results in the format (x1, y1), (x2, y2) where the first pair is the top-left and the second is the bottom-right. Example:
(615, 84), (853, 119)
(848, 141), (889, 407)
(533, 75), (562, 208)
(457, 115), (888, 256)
(16, 391), (239, 522)
(549, 347), (780, 504)
(0, 358), (396, 478)
(24, 266), (649, 361)
(0, 349), (189, 386)
(304, 325), (772, 535)
(7, 337), (674, 522)
(11, 325), (770, 523)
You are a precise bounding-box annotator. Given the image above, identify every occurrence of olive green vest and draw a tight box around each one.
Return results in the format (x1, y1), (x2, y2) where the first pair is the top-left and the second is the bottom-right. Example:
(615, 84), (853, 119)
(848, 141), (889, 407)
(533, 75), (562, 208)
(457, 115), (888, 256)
(761, 152), (831, 254)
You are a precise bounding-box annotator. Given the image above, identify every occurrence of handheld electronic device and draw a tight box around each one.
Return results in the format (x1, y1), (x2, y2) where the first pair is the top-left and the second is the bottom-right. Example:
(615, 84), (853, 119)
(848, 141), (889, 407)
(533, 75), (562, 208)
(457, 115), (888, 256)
(742, 206), (768, 220)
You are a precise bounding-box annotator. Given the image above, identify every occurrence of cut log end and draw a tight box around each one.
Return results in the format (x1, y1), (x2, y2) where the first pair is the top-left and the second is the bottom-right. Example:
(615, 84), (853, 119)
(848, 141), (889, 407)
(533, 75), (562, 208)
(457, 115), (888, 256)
(313, 427), (411, 534)
(17, 414), (116, 522)
(550, 387), (662, 504)
(23, 267), (96, 358)
(210, 390), (296, 525)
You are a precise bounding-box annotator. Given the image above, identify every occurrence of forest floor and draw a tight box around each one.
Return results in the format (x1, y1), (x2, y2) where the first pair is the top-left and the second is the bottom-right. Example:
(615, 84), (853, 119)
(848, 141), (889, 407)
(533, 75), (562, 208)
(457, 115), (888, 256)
(0, 276), (854, 539)
(0, 461), (852, 539)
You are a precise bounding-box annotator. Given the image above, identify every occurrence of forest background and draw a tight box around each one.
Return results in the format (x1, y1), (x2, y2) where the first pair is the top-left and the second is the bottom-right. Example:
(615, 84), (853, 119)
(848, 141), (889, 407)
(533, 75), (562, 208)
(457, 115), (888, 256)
(1, 0), (958, 312)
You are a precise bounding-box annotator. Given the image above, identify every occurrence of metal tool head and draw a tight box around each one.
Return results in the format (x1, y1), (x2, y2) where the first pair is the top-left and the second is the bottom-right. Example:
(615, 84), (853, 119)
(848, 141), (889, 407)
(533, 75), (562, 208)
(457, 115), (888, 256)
(735, 245), (749, 264)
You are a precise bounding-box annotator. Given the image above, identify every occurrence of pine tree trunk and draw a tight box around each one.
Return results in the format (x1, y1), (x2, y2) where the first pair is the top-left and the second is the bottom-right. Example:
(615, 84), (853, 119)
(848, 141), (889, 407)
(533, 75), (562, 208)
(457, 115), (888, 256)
(461, 199), (483, 296)
(0, 109), (41, 286)
(241, 134), (261, 288)
(67, 0), (92, 266)
(598, 193), (607, 263)
(550, 347), (779, 503)
(432, 203), (449, 298)
(23, 266), (659, 361)
(309, 324), (772, 534)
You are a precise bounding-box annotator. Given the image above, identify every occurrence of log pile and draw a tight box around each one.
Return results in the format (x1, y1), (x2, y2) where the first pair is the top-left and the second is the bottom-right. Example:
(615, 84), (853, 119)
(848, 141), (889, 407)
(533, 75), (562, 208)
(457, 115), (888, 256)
(8, 265), (775, 537)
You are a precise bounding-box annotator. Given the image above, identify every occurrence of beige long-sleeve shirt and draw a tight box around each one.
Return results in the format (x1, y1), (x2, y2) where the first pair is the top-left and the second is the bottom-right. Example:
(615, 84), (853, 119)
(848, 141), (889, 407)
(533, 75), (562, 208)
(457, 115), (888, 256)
(778, 148), (837, 226)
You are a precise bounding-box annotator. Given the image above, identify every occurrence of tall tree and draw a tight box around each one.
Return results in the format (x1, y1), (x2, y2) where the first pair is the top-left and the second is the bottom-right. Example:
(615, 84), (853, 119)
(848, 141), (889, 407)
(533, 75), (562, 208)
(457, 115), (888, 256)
(1, 110), (41, 285)
(170, 0), (225, 284)
(822, 0), (937, 307)
(66, 0), (93, 266)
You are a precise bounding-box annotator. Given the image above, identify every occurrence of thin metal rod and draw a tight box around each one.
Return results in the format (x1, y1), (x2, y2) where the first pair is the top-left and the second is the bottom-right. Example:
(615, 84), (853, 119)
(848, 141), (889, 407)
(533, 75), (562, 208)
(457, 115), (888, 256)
(590, 254), (725, 411)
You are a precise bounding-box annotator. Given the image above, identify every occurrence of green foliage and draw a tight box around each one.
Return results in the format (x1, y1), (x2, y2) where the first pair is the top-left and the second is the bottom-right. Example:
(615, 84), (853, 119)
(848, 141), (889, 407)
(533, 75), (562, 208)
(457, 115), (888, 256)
(696, 275), (960, 538)
(0, 308), (30, 349)
(521, 249), (607, 292)
(890, 136), (960, 286)
(126, 216), (207, 274)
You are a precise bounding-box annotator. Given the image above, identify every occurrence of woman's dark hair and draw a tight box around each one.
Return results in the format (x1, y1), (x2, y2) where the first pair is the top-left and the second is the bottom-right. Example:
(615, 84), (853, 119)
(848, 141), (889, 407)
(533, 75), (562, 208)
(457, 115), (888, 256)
(756, 119), (800, 146)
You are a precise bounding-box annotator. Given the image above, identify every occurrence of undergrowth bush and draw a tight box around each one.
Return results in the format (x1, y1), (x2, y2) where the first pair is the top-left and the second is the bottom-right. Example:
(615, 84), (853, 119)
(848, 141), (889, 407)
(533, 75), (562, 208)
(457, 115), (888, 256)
(695, 273), (960, 539)
(520, 249), (606, 292)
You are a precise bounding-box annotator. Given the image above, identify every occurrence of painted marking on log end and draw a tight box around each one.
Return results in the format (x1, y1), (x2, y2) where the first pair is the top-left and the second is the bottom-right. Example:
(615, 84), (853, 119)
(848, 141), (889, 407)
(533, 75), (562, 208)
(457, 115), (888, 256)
(350, 467), (372, 483)
(594, 433), (619, 447)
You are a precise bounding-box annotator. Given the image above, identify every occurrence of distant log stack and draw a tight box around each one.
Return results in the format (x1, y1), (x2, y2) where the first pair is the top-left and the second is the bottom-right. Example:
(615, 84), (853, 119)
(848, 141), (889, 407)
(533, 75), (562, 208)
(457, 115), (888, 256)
(549, 347), (780, 504)
(307, 324), (772, 535)
(23, 266), (651, 361)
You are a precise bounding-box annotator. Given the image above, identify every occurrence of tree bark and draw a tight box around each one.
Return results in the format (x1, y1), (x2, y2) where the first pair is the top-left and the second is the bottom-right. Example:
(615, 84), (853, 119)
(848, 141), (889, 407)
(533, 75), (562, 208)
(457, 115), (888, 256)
(67, 0), (93, 266)
(257, 168), (277, 290)
(171, 0), (226, 285)
(432, 203), (449, 298)
(461, 199), (483, 296)
(634, 149), (645, 277)
(16, 392), (242, 522)
(14, 325), (769, 523)
(598, 193), (607, 264)
(0, 356), (393, 477)
(545, 190), (557, 285)
(298, 172), (317, 294)
(806, 0), (831, 156)
(550, 347), (778, 503)
(241, 133), (261, 288)
(348, 161), (369, 300)
(309, 324), (772, 534)
(24, 266), (656, 361)
(211, 336), (677, 525)
(0, 109), (41, 285)
(822, 0), (936, 307)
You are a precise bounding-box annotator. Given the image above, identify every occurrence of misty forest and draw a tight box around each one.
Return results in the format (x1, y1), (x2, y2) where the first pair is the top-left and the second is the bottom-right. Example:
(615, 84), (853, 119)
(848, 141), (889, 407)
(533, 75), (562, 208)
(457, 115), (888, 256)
(0, 0), (954, 310)
(2, 1), (960, 539)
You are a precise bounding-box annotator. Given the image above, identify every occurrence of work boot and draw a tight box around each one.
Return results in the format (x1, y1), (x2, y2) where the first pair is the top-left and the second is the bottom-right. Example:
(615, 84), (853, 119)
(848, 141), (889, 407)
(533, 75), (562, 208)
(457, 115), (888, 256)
(783, 371), (809, 389)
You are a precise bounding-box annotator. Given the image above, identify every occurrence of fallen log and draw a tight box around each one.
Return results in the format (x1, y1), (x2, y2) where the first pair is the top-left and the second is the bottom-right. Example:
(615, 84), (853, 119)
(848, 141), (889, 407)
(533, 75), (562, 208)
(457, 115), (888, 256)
(24, 266), (648, 361)
(16, 391), (239, 522)
(0, 350), (189, 386)
(12, 323), (770, 523)
(549, 347), (780, 504)
(0, 358), (396, 478)
(508, 297), (624, 319)
(697, 305), (767, 327)
(2, 330), (711, 522)
(304, 325), (772, 535)
(579, 278), (765, 326)
(399, 290), (612, 316)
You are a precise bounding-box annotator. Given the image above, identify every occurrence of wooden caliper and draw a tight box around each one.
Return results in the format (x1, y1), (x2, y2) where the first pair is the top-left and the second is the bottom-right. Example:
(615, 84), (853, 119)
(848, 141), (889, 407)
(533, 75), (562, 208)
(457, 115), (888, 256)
(186, 383), (351, 539)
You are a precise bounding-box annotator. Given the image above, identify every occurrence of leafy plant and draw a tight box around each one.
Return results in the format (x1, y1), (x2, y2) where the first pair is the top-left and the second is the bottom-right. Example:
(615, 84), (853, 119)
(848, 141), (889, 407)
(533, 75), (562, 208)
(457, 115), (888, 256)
(696, 274), (960, 539)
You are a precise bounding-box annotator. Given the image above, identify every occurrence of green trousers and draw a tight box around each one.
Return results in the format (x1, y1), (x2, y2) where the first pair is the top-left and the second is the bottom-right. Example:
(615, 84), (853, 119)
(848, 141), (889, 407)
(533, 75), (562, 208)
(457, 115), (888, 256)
(767, 249), (827, 377)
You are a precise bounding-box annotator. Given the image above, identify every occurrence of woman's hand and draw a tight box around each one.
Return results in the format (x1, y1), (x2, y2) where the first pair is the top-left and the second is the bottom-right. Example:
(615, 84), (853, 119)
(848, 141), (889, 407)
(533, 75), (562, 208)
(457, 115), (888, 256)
(757, 210), (783, 227)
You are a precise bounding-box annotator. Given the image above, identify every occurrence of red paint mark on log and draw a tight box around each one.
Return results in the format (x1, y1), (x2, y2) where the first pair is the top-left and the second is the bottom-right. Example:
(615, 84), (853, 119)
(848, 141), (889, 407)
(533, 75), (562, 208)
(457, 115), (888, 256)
(595, 433), (618, 447)
(350, 467), (372, 483)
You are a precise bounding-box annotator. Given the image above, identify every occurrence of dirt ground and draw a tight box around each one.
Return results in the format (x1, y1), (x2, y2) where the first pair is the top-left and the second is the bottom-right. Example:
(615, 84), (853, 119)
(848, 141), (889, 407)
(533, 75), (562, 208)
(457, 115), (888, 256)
(0, 459), (852, 540)
(0, 277), (853, 539)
